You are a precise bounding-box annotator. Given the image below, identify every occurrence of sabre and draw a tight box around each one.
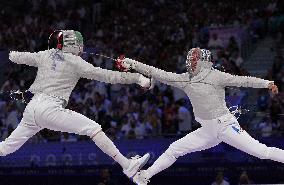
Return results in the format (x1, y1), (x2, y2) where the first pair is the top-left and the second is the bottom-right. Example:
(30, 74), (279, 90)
(82, 52), (118, 61)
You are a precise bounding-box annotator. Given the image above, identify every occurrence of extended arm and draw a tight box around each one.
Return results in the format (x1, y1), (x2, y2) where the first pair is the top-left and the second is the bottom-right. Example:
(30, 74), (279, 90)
(118, 58), (187, 89)
(9, 51), (40, 67)
(77, 59), (149, 87)
(216, 70), (274, 88)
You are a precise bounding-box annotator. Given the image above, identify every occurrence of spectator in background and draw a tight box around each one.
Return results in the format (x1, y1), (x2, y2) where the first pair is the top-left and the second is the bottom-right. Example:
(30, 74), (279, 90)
(258, 116), (274, 137)
(0, 119), (8, 142)
(134, 115), (147, 139)
(226, 36), (239, 56)
(146, 109), (162, 137)
(177, 100), (192, 135)
(5, 103), (20, 130)
(120, 116), (132, 139)
(278, 116), (284, 137)
(127, 116), (138, 139)
(275, 65), (284, 92)
(269, 97), (282, 124)
(211, 171), (230, 185)
(92, 0), (102, 23)
(162, 103), (177, 136)
(257, 89), (270, 111)
(97, 168), (118, 185)
(272, 55), (284, 78)
(208, 33), (223, 60)
(229, 50), (244, 69)
(238, 171), (252, 185)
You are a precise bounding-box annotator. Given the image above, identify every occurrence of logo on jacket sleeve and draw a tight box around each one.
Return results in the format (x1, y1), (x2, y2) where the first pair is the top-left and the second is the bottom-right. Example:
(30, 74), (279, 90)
(231, 123), (243, 134)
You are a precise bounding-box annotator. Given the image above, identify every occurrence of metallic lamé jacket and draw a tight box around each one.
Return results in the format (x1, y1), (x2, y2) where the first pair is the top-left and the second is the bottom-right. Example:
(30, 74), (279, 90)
(129, 59), (272, 120)
(9, 49), (141, 103)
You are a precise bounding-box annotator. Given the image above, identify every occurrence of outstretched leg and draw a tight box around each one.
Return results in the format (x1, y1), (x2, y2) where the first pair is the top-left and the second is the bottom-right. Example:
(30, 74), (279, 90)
(135, 126), (221, 183)
(220, 119), (284, 163)
(0, 100), (41, 156)
(36, 99), (149, 177)
(0, 121), (41, 156)
(91, 130), (129, 169)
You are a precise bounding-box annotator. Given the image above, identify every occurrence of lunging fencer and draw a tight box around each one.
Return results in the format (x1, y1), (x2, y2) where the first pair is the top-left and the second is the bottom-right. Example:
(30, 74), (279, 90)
(0, 30), (150, 178)
(116, 47), (283, 184)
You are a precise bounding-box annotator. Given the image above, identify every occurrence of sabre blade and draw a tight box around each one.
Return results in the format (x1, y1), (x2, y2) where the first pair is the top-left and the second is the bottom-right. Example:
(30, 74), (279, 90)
(82, 52), (117, 61)
(93, 53), (117, 61)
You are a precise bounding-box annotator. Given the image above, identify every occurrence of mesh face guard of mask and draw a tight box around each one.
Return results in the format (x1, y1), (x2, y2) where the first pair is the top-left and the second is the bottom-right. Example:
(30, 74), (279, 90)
(48, 30), (84, 55)
(186, 47), (211, 76)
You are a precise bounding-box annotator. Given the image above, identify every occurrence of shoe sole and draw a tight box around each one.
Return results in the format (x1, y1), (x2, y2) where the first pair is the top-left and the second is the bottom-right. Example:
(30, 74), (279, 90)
(131, 154), (150, 184)
(138, 154), (150, 172)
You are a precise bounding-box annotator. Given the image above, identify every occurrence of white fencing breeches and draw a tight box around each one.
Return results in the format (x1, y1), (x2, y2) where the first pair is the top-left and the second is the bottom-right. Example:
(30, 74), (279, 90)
(0, 94), (102, 156)
(165, 114), (284, 163)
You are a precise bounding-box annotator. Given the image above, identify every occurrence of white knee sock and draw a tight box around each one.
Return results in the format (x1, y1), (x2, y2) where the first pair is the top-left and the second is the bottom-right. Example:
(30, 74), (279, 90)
(92, 131), (130, 169)
(145, 151), (177, 179)
(0, 144), (4, 156)
(268, 147), (284, 163)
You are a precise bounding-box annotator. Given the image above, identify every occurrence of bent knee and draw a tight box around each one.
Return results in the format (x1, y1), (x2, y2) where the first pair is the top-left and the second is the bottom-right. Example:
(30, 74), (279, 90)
(89, 126), (102, 138)
(80, 122), (102, 138)
(166, 143), (186, 159)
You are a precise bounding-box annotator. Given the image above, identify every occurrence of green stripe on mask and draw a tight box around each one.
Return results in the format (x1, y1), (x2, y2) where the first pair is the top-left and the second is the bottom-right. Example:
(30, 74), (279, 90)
(75, 31), (84, 45)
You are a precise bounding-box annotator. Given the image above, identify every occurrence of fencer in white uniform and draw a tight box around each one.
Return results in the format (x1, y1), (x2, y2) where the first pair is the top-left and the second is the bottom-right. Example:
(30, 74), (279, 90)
(0, 30), (150, 178)
(116, 47), (283, 184)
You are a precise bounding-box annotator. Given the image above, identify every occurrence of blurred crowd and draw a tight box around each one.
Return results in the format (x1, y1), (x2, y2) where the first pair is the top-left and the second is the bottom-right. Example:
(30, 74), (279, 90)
(0, 0), (284, 143)
(94, 168), (278, 185)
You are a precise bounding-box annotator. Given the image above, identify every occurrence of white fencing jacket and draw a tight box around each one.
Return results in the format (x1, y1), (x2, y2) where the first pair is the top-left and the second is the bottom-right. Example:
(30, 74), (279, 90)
(9, 49), (141, 103)
(127, 59), (272, 120)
